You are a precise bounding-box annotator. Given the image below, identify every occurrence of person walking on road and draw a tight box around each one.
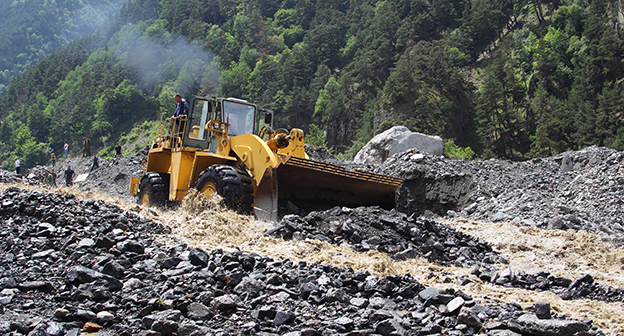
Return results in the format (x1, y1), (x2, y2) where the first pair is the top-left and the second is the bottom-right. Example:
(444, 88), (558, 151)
(64, 142), (68, 159)
(64, 165), (75, 186)
(15, 159), (20, 175)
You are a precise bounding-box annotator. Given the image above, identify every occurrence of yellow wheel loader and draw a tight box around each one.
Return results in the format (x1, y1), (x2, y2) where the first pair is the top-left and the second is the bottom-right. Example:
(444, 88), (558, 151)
(129, 96), (403, 221)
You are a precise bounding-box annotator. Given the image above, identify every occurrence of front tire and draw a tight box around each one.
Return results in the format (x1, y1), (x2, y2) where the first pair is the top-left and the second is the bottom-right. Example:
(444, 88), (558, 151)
(195, 165), (253, 213)
(138, 172), (170, 207)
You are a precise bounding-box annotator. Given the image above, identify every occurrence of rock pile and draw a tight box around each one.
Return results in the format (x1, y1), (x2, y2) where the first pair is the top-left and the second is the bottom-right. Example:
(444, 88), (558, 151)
(0, 187), (604, 336)
(378, 146), (624, 243)
(470, 268), (624, 303)
(267, 206), (502, 268)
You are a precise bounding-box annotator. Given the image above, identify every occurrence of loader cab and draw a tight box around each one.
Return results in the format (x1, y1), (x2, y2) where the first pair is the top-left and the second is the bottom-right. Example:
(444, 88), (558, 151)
(185, 97), (271, 152)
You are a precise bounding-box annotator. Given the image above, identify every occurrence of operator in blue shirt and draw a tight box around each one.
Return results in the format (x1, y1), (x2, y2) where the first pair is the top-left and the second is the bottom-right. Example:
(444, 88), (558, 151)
(168, 93), (189, 146)
(173, 93), (189, 118)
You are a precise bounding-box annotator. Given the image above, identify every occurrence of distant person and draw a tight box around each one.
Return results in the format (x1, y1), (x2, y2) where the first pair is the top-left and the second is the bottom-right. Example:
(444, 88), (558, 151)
(50, 153), (56, 167)
(115, 143), (122, 157)
(82, 137), (91, 157)
(15, 159), (20, 175)
(64, 142), (68, 159)
(143, 145), (150, 154)
(64, 165), (75, 186)
(90, 155), (99, 172)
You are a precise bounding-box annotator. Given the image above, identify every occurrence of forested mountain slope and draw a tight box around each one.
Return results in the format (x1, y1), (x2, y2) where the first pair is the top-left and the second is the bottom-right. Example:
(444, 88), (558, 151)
(0, 0), (127, 94)
(0, 0), (623, 170)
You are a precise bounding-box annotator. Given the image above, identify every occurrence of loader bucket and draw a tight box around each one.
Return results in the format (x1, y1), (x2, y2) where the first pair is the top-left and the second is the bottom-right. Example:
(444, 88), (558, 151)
(254, 156), (403, 222)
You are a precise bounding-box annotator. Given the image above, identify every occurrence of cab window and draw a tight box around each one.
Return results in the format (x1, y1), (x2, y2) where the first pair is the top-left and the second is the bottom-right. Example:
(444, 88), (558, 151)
(188, 100), (211, 140)
(223, 101), (255, 136)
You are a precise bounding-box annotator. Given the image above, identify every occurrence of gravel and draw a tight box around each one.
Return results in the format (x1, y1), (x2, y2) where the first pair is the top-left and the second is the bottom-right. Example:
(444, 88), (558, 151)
(0, 187), (605, 336)
(267, 206), (503, 268)
(375, 145), (624, 244)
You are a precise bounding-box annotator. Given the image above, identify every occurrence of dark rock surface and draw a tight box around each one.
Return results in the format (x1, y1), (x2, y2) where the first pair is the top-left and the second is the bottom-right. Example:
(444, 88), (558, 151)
(470, 268), (624, 303)
(377, 146), (624, 244)
(267, 206), (502, 268)
(0, 187), (604, 336)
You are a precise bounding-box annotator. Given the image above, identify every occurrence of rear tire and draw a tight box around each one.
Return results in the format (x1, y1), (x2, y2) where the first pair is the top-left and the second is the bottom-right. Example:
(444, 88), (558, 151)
(195, 165), (253, 214)
(138, 172), (170, 207)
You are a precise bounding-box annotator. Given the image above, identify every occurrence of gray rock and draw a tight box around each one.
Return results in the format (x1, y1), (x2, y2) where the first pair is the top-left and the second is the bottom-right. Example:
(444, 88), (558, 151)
(446, 296), (465, 314)
(350, 297), (369, 308)
(187, 302), (211, 319)
(95, 311), (113, 323)
(77, 238), (95, 248)
(326, 288), (348, 303)
(458, 306), (482, 330)
(188, 247), (208, 267)
(534, 301), (551, 319)
(418, 287), (439, 301)
(516, 314), (589, 336)
(488, 330), (522, 336)
(273, 310), (295, 326)
(101, 260), (125, 279)
(233, 276), (265, 298)
(211, 294), (239, 312)
(354, 126), (444, 164)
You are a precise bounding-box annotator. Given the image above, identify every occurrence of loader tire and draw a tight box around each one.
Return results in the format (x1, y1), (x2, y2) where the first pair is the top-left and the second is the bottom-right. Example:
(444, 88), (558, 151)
(195, 165), (253, 214)
(138, 172), (169, 207)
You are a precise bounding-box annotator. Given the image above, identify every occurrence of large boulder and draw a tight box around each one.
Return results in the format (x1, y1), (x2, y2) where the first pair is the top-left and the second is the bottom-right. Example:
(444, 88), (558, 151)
(354, 126), (443, 164)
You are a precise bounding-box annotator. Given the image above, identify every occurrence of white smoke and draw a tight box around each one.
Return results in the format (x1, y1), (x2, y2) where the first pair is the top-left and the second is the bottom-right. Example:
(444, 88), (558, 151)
(108, 24), (220, 93)
(68, 0), (128, 40)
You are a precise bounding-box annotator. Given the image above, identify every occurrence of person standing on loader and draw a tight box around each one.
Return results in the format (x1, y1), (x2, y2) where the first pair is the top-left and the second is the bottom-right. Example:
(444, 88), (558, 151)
(170, 94), (189, 143)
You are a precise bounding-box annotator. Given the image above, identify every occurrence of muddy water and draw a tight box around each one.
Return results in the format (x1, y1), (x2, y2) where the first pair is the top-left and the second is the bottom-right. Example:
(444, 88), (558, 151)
(4, 184), (623, 335)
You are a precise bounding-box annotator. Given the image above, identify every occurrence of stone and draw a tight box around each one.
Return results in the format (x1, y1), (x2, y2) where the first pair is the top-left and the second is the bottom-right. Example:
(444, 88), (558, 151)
(447, 296), (465, 314)
(188, 248), (209, 267)
(419, 287), (439, 301)
(45, 322), (64, 336)
(77, 238), (95, 248)
(211, 294), (238, 312)
(82, 322), (103, 332)
(534, 301), (551, 319)
(569, 274), (594, 288)
(233, 276), (265, 298)
(273, 310), (295, 326)
(97, 311), (115, 322)
(101, 260), (125, 279)
(516, 314), (589, 336)
(350, 297), (369, 308)
(326, 288), (348, 303)
(354, 126), (443, 164)
(458, 306), (482, 330)
(488, 330), (522, 336)
(187, 302), (211, 319)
